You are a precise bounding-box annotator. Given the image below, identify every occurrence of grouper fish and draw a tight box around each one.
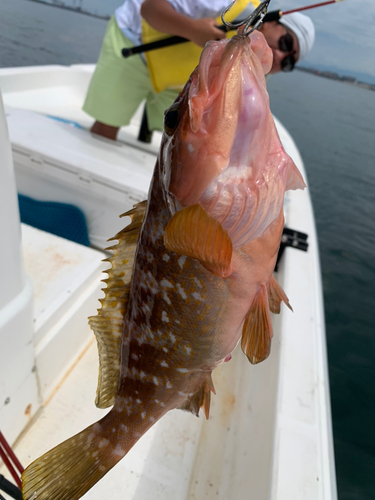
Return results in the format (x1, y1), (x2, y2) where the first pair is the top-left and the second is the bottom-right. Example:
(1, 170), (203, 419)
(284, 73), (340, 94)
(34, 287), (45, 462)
(22, 29), (305, 500)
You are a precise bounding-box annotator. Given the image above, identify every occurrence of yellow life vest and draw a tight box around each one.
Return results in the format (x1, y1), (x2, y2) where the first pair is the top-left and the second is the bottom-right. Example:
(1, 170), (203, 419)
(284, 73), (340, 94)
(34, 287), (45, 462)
(142, 0), (260, 93)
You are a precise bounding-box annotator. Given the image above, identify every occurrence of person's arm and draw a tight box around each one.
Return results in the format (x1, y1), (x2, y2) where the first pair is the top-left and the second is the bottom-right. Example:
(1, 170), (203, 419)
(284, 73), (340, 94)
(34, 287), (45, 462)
(140, 0), (225, 48)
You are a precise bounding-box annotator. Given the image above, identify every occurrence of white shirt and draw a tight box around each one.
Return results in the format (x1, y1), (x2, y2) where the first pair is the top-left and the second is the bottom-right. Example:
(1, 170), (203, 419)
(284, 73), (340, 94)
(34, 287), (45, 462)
(115, 0), (233, 44)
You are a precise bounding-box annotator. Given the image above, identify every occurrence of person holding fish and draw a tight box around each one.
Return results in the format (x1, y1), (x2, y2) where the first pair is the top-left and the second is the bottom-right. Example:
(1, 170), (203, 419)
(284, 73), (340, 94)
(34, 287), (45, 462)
(83, 0), (314, 141)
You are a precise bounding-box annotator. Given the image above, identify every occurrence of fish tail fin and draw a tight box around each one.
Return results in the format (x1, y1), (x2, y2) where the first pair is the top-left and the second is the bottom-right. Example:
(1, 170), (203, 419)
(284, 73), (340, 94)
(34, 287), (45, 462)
(22, 409), (129, 500)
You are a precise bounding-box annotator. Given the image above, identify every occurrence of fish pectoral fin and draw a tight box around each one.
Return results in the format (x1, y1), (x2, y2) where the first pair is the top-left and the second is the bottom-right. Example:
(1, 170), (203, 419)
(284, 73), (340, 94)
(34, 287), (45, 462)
(164, 204), (232, 278)
(241, 285), (273, 365)
(89, 200), (147, 409)
(267, 275), (293, 314)
(178, 374), (215, 420)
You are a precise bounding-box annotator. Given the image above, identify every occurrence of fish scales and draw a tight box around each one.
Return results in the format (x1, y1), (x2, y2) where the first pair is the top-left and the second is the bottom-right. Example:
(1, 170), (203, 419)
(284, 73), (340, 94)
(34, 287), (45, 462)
(21, 30), (305, 500)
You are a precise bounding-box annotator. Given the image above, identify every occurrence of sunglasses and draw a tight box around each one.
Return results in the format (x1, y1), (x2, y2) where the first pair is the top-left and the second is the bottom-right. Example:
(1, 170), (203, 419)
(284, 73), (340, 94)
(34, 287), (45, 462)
(278, 30), (296, 73)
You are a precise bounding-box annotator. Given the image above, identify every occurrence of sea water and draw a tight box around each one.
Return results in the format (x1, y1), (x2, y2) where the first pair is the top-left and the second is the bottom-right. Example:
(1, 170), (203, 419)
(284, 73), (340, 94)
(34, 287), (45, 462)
(268, 71), (375, 500)
(1, 1), (375, 498)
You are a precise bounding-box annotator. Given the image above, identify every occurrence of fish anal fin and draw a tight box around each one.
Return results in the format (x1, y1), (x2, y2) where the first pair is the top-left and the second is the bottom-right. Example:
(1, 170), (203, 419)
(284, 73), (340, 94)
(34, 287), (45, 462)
(178, 374), (215, 420)
(241, 285), (273, 365)
(164, 204), (232, 278)
(89, 201), (147, 409)
(268, 275), (293, 314)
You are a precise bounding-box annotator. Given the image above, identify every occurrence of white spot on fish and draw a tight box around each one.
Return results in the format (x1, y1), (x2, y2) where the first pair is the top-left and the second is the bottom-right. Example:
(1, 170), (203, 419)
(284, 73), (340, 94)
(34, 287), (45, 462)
(166, 380), (173, 389)
(176, 283), (187, 300)
(142, 304), (150, 314)
(141, 411), (146, 419)
(163, 347), (168, 353)
(113, 445), (126, 458)
(131, 353), (139, 361)
(192, 292), (204, 301)
(92, 451), (99, 458)
(149, 416), (156, 422)
(163, 254), (170, 262)
(187, 143), (195, 153)
(178, 391), (188, 397)
(146, 251), (154, 263)
(184, 346), (192, 356)
(99, 465), (106, 472)
(178, 255), (186, 269)
(176, 368), (189, 373)
(160, 279), (173, 288)
(99, 439), (109, 448)
(87, 432), (96, 444)
(169, 332), (176, 343)
(160, 402), (166, 407)
(163, 292), (171, 305)
(136, 398), (141, 404)
(153, 376), (159, 386)
(160, 360), (169, 367)
(162, 311), (170, 322)
(193, 277), (203, 288)
(175, 320), (180, 324)
(120, 424), (128, 433)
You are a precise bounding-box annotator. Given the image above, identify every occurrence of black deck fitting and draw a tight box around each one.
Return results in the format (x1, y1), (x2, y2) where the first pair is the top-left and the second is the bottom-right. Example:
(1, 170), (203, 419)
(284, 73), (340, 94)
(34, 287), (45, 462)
(275, 227), (309, 271)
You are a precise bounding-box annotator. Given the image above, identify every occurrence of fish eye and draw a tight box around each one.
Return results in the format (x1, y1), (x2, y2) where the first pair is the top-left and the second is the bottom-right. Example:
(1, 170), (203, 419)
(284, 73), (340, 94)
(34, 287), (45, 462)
(164, 107), (179, 133)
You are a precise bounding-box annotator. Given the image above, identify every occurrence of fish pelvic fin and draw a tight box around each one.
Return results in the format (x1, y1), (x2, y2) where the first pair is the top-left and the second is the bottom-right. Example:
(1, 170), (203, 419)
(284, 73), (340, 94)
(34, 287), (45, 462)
(164, 204), (232, 278)
(89, 201), (147, 409)
(267, 275), (293, 314)
(241, 285), (273, 365)
(22, 410), (131, 500)
(178, 374), (215, 419)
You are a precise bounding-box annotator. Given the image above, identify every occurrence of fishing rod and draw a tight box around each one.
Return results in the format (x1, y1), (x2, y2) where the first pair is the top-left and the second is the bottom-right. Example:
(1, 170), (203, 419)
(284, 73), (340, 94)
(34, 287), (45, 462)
(122, 0), (346, 58)
(263, 0), (346, 22)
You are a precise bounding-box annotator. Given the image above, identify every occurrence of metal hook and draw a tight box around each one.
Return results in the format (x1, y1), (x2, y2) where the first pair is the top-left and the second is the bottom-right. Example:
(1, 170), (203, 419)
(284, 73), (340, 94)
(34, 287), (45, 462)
(221, 0), (272, 36)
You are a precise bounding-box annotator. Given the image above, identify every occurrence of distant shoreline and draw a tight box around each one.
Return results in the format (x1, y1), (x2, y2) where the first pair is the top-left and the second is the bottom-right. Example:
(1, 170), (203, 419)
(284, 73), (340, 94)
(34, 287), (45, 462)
(26, 0), (110, 21)
(296, 66), (375, 92)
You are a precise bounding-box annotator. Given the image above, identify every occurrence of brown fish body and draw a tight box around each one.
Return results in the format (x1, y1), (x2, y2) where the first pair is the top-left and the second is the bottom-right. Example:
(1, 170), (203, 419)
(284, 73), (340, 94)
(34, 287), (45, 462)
(21, 32), (303, 500)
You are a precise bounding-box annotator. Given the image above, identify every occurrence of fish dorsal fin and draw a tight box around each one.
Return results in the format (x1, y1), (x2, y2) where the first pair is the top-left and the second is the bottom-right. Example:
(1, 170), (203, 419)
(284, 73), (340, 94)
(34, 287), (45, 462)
(89, 201), (147, 408)
(164, 204), (233, 277)
(241, 285), (273, 365)
(178, 374), (215, 419)
(267, 275), (293, 314)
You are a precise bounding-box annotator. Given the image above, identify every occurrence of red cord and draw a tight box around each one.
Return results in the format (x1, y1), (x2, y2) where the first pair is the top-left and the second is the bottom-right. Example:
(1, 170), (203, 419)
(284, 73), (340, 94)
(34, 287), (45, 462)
(0, 432), (24, 474)
(0, 431), (24, 489)
(0, 447), (22, 489)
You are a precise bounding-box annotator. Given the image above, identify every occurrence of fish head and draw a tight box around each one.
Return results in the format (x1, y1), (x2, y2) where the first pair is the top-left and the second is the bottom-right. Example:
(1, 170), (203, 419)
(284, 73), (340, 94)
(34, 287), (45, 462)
(161, 31), (272, 208)
(160, 31), (305, 245)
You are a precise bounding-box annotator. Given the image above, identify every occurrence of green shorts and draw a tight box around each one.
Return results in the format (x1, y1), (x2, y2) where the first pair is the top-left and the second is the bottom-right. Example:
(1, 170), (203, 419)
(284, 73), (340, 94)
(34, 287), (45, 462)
(83, 16), (180, 131)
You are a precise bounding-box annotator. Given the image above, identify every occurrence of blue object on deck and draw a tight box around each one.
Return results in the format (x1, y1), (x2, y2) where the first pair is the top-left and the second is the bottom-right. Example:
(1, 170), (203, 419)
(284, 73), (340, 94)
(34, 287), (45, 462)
(18, 194), (90, 247)
(46, 115), (85, 129)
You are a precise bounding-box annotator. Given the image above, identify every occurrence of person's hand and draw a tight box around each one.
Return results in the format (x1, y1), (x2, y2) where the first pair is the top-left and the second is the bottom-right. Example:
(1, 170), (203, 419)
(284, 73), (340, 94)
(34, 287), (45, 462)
(188, 18), (226, 47)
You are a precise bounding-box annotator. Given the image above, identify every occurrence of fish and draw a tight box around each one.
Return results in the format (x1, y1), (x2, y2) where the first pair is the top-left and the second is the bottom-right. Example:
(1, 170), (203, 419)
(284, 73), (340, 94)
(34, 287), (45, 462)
(21, 29), (305, 500)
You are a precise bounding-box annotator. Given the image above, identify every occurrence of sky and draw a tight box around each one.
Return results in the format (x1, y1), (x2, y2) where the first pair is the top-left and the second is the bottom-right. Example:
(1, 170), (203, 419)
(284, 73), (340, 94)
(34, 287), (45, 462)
(68, 0), (375, 83)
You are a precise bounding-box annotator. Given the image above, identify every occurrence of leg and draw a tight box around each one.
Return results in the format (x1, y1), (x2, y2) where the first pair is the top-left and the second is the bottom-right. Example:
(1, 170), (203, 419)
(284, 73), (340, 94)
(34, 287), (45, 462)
(91, 121), (119, 140)
(83, 17), (152, 138)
